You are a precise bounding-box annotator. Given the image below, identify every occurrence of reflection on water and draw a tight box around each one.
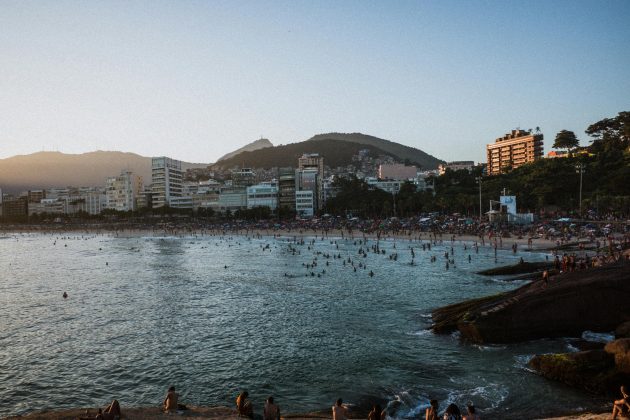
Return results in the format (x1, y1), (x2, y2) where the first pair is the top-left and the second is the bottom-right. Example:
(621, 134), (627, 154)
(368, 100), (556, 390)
(0, 233), (607, 417)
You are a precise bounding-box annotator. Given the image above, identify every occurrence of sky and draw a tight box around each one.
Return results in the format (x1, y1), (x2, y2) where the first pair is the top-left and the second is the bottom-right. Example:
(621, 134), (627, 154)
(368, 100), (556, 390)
(1, 0), (629, 164)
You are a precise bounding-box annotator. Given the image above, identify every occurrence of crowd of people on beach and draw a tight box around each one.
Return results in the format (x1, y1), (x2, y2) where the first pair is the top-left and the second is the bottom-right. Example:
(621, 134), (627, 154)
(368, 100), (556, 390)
(76, 384), (630, 419)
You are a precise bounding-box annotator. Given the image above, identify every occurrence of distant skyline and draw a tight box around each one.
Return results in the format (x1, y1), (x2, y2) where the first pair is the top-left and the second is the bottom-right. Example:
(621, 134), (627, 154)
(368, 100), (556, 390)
(1, 0), (629, 163)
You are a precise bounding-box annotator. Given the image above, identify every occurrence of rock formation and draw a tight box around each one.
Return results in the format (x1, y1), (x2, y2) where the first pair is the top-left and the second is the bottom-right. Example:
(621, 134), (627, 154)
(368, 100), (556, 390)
(432, 262), (630, 343)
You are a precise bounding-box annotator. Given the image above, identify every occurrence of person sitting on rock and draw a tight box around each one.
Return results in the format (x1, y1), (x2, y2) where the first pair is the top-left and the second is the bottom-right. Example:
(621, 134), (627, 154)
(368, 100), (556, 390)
(163, 385), (179, 412)
(95, 400), (121, 420)
(236, 390), (253, 418)
(263, 396), (280, 420)
(612, 385), (630, 419)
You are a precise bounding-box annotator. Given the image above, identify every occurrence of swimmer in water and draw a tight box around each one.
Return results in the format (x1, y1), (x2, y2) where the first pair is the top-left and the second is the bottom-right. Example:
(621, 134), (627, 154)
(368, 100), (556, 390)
(63, 292), (68, 299)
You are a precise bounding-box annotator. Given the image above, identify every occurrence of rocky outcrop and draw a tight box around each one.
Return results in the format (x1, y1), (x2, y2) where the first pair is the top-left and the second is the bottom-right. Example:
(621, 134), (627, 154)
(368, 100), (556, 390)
(528, 350), (617, 394)
(432, 262), (630, 343)
(605, 338), (630, 374)
(529, 338), (630, 395)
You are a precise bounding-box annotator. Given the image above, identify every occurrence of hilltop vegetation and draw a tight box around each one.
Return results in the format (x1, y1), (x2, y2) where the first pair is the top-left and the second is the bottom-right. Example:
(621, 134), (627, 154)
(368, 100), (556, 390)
(212, 132), (443, 170)
(211, 139), (397, 170)
(306, 132), (443, 169)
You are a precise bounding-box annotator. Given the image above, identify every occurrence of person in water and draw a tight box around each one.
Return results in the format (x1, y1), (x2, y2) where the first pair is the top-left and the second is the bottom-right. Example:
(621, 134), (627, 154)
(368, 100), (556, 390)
(612, 385), (630, 419)
(236, 390), (254, 418)
(332, 398), (348, 420)
(425, 399), (439, 420)
(163, 385), (179, 412)
(263, 396), (280, 420)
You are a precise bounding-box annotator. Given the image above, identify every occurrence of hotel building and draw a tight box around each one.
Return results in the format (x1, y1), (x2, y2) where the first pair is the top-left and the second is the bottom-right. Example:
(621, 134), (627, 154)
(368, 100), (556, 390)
(486, 129), (543, 176)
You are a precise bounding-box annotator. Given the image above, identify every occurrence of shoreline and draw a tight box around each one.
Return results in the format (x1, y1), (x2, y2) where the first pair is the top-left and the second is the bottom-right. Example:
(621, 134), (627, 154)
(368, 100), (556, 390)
(1, 227), (563, 252)
(3, 405), (618, 420)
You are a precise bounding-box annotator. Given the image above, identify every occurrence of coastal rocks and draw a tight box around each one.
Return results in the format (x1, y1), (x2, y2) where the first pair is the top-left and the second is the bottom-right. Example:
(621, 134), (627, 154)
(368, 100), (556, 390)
(528, 350), (617, 394)
(432, 262), (630, 343)
(605, 338), (630, 373)
(615, 321), (630, 339)
(528, 338), (630, 395)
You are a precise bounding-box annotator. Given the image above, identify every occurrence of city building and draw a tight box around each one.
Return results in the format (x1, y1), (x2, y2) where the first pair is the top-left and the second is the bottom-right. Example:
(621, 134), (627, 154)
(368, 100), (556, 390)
(278, 167), (296, 211)
(438, 161), (475, 175)
(1, 195), (27, 218)
(378, 163), (417, 180)
(152, 157), (183, 208)
(365, 177), (408, 194)
(218, 187), (248, 213)
(27, 190), (46, 203)
(106, 171), (143, 212)
(295, 190), (315, 218)
(547, 150), (568, 159)
(28, 198), (64, 215)
(231, 168), (257, 187)
(298, 154), (324, 209)
(486, 129), (544, 176)
(247, 182), (278, 210)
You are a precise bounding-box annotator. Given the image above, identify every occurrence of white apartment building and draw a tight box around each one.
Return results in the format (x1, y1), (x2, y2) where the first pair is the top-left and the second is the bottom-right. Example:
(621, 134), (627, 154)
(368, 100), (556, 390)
(296, 190), (315, 217)
(246, 182), (278, 210)
(106, 171), (143, 212)
(152, 157), (183, 208)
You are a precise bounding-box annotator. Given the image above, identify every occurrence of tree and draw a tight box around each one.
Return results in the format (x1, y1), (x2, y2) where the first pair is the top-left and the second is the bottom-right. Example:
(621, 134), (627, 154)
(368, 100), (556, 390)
(585, 111), (630, 151)
(553, 130), (579, 152)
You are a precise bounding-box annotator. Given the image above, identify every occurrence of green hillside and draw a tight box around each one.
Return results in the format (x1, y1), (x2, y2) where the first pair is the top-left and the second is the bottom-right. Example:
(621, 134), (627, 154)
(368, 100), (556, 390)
(211, 139), (397, 170)
(306, 132), (443, 169)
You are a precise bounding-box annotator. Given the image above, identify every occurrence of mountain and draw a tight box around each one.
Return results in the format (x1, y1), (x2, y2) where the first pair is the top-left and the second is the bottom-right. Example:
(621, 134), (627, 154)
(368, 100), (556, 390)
(306, 133), (443, 169)
(216, 138), (273, 162)
(0, 151), (207, 193)
(212, 138), (398, 170)
(212, 133), (443, 170)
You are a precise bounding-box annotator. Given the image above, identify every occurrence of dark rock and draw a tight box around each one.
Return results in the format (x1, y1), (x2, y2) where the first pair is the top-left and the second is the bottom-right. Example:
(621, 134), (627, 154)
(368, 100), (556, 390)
(616, 321), (630, 339)
(605, 338), (630, 374)
(528, 350), (629, 395)
(432, 262), (630, 343)
(476, 261), (553, 276)
(568, 339), (606, 351)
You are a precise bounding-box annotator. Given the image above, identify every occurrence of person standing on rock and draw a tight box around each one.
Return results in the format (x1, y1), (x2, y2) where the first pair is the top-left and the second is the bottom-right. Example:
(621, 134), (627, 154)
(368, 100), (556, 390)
(612, 385), (629, 419)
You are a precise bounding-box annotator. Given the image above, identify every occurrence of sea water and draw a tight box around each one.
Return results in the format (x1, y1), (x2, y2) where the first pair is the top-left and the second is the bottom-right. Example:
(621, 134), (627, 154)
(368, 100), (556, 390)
(0, 233), (608, 418)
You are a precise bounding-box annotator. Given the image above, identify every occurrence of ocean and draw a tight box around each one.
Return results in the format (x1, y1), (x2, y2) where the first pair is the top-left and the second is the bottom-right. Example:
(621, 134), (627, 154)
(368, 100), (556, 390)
(0, 232), (608, 418)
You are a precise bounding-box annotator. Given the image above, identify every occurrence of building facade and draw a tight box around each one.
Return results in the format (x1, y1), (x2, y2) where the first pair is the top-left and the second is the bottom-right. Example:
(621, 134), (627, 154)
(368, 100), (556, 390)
(438, 161), (475, 175)
(298, 154), (324, 209)
(486, 129), (543, 175)
(378, 163), (417, 180)
(247, 182), (278, 210)
(106, 171), (142, 212)
(278, 167), (296, 211)
(152, 157), (183, 208)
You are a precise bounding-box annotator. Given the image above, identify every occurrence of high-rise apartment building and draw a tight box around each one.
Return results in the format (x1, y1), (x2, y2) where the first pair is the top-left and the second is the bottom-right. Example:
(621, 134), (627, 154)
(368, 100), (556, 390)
(486, 129), (543, 176)
(298, 153), (324, 209)
(152, 157), (183, 208)
(278, 167), (296, 211)
(106, 171), (143, 211)
(295, 168), (318, 217)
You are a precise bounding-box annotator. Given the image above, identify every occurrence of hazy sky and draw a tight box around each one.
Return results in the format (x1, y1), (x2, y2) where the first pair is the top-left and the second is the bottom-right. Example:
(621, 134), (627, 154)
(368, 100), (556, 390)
(1, 0), (629, 163)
